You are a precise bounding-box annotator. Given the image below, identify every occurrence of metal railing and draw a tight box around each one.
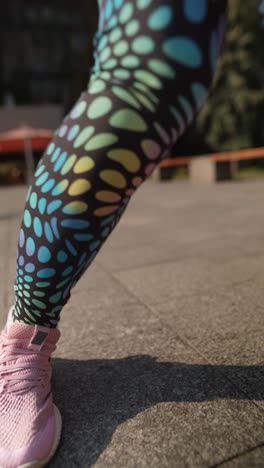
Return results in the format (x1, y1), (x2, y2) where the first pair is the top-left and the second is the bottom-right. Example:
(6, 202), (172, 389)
(160, 147), (264, 168)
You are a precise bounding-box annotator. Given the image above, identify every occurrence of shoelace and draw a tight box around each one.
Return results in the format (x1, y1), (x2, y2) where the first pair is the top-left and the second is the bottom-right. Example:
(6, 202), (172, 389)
(0, 334), (56, 394)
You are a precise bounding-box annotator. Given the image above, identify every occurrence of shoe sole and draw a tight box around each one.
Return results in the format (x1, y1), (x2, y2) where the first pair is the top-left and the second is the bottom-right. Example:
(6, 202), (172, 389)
(0, 405), (63, 468)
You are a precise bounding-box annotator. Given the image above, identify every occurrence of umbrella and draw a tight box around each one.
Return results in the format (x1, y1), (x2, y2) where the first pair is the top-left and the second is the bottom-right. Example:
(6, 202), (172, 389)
(0, 126), (53, 184)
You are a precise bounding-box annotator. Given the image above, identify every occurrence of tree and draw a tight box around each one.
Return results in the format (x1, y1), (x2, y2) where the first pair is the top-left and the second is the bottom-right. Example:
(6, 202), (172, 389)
(195, 0), (264, 150)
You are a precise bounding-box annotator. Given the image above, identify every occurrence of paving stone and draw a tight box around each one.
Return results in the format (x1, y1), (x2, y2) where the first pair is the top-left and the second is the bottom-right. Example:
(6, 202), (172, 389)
(1, 181), (264, 468)
(113, 255), (264, 308)
(134, 283), (264, 410)
(220, 446), (264, 467)
(51, 304), (264, 468)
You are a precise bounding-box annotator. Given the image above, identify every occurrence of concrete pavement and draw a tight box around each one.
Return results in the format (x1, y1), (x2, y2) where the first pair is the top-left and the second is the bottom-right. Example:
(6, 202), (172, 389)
(0, 180), (264, 467)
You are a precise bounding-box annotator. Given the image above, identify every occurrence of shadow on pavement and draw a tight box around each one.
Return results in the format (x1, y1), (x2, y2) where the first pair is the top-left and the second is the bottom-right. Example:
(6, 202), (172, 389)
(50, 356), (264, 467)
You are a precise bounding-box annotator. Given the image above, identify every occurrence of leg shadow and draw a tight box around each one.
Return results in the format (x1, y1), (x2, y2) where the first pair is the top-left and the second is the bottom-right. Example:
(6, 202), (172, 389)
(50, 356), (264, 467)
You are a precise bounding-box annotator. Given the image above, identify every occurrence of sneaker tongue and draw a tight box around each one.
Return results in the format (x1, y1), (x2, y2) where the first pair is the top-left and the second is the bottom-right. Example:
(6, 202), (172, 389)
(6, 322), (61, 349)
(4, 309), (35, 341)
(7, 322), (36, 341)
(4, 309), (60, 344)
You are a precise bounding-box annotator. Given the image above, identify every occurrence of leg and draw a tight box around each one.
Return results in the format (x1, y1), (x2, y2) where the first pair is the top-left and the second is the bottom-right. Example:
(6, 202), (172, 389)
(14, 0), (227, 327)
(1, 3), (228, 467)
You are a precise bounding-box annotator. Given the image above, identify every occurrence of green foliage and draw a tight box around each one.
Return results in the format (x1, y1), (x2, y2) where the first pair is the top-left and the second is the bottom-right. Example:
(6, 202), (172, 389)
(196, 0), (264, 151)
(235, 166), (264, 180)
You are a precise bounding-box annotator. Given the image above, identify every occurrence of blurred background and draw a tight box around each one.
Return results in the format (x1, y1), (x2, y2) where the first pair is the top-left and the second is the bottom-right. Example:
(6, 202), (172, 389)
(0, 0), (263, 184)
(0, 1), (97, 110)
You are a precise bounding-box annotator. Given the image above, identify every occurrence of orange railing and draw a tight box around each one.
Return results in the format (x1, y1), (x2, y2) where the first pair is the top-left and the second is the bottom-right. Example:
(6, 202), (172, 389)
(160, 147), (264, 168)
(1, 137), (264, 166)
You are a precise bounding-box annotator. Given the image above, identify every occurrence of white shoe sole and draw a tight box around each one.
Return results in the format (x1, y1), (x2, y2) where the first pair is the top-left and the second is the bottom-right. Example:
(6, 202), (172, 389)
(0, 405), (63, 468)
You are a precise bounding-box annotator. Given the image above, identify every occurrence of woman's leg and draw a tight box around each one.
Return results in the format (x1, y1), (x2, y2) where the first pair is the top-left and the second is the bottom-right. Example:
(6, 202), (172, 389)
(1, 3), (228, 467)
(13, 0), (227, 327)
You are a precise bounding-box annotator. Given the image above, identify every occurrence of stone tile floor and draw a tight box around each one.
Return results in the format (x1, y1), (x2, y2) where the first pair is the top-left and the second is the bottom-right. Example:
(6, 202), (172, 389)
(0, 180), (264, 467)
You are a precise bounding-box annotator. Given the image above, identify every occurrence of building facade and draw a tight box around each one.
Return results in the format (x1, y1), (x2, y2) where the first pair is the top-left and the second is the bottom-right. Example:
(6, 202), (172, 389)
(1, 0), (98, 111)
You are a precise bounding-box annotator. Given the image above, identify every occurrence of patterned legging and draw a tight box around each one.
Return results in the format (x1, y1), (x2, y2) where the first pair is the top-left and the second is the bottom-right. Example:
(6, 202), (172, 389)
(14, 0), (227, 327)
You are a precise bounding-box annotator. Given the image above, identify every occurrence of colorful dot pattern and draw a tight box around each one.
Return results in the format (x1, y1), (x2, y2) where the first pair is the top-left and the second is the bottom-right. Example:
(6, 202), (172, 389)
(14, 0), (227, 327)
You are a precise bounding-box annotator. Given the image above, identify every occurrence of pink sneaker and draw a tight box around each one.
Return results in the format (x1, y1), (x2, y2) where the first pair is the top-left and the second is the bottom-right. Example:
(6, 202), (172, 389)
(0, 310), (62, 468)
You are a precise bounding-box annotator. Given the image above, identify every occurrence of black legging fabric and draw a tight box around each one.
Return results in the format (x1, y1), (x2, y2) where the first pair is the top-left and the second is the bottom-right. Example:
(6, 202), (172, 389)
(14, 0), (227, 327)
